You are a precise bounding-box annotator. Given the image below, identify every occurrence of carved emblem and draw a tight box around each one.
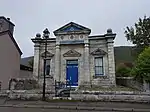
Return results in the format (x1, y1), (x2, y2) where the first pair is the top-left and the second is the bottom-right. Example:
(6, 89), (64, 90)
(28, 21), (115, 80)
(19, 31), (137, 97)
(80, 35), (83, 39)
(63, 49), (81, 57)
(70, 26), (75, 31)
(60, 36), (64, 40)
(41, 51), (54, 57)
(91, 48), (107, 56)
(70, 35), (74, 39)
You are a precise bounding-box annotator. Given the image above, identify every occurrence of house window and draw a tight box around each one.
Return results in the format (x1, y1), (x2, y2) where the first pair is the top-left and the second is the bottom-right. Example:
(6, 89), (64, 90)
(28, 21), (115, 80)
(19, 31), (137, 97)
(44, 59), (51, 76)
(95, 57), (104, 76)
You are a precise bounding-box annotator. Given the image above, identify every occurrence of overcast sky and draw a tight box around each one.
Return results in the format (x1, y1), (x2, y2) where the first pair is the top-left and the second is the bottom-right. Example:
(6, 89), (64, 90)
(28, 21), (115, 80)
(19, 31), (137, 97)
(0, 0), (150, 57)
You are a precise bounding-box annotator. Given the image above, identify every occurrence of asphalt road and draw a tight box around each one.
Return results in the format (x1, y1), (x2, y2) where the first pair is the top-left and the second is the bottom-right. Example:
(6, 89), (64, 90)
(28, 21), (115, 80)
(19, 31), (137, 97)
(0, 97), (150, 112)
(0, 107), (115, 112)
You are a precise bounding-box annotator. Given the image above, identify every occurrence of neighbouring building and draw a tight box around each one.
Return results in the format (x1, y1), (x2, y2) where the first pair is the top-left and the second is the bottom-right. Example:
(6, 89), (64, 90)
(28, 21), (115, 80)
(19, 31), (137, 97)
(0, 16), (22, 89)
(19, 64), (33, 79)
(20, 56), (33, 78)
(32, 22), (116, 88)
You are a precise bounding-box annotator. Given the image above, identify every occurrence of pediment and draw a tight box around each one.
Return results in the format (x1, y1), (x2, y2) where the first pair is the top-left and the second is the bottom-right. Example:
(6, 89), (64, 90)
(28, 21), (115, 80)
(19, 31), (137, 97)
(63, 49), (81, 57)
(61, 25), (82, 32)
(41, 51), (54, 57)
(91, 48), (107, 56)
(53, 22), (91, 35)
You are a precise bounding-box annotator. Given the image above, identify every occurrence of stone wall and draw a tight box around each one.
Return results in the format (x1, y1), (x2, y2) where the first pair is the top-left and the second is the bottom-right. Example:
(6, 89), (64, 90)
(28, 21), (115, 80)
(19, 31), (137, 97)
(39, 42), (56, 77)
(116, 77), (144, 91)
(1, 90), (150, 103)
(38, 77), (55, 92)
(7, 90), (54, 100)
(38, 42), (56, 87)
(71, 93), (150, 103)
(116, 77), (150, 92)
(32, 25), (116, 88)
(70, 91), (150, 103)
(60, 44), (85, 85)
(89, 39), (110, 86)
(9, 78), (39, 90)
(89, 38), (116, 87)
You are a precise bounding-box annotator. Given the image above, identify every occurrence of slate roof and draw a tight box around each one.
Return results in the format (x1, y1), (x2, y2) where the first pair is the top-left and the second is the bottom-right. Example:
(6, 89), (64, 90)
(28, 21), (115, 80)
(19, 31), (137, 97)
(0, 16), (15, 26)
(20, 64), (33, 71)
(20, 56), (33, 67)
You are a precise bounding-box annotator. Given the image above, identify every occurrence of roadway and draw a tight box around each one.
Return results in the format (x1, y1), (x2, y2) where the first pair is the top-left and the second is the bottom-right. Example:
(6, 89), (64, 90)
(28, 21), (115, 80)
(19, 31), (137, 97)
(0, 97), (150, 112)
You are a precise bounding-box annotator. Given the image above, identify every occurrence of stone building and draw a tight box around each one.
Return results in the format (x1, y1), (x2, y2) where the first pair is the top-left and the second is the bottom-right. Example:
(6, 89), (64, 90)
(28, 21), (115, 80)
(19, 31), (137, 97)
(32, 22), (116, 88)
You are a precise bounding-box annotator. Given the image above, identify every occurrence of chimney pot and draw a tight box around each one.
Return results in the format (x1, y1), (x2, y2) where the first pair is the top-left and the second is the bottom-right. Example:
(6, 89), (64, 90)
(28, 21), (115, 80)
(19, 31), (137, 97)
(7, 18), (10, 21)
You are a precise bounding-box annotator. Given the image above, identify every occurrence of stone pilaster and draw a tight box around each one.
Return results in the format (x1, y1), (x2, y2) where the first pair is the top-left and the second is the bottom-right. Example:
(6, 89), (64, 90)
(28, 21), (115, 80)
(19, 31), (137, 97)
(84, 41), (90, 85)
(107, 38), (116, 86)
(55, 44), (60, 81)
(33, 43), (40, 79)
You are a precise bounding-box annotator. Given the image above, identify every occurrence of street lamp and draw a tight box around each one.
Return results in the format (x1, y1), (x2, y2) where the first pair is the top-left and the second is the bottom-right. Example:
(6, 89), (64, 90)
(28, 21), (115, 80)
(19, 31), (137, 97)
(42, 28), (50, 101)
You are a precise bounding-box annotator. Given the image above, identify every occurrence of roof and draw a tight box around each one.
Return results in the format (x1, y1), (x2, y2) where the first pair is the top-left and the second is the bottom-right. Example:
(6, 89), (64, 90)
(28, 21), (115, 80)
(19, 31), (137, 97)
(21, 56), (33, 67)
(0, 30), (22, 55)
(0, 16), (15, 26)
(20, 64), (33, 71)
(53, 22), (91, 35)
(89, 33), (116, 40)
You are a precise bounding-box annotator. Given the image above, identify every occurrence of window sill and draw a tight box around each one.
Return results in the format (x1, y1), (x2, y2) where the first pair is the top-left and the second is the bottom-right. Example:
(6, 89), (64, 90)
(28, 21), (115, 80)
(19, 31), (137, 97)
(93, 75), (108, 79)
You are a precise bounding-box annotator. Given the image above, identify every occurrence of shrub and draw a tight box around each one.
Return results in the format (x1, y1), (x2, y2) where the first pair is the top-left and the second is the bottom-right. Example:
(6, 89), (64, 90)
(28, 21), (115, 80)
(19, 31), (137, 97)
(116, 64), (131, 77)
(123, 62), (134, 68)
(131, 47), (150, 83)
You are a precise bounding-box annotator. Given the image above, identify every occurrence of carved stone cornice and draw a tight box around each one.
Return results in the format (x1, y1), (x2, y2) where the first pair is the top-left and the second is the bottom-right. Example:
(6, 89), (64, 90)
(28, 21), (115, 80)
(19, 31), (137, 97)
(91, 48), (107, 56)
(41, 51), (54, 58)
(63, 49), (81, 57)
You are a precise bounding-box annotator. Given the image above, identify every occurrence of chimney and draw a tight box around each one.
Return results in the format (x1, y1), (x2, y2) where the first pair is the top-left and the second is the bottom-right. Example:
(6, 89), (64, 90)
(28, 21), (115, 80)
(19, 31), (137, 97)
(0, 16), (15, 34)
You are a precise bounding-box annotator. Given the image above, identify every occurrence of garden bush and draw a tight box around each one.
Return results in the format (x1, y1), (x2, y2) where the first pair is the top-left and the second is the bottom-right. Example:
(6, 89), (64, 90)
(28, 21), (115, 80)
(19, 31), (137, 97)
(116, 64), (131, 77)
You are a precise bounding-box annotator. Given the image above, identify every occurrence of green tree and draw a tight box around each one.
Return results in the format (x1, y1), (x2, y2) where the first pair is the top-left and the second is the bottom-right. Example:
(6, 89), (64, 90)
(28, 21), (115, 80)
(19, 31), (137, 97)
(131, 47), (150, 83)
(125, 16), (150, 48)
(125, 16), (150, 58)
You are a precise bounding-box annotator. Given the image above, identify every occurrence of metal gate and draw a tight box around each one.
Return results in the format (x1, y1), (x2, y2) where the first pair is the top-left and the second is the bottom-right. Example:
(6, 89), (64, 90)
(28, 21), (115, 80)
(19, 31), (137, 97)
(54, 80), (71, 97)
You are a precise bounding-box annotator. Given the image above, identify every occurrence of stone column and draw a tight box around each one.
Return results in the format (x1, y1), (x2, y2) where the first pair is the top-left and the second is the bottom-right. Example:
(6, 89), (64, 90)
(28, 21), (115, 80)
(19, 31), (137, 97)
(55, 44), (60, 81)
(107, 38), (116, 86)
(84, 42), (90, 85)
(33, 43), (40, 79)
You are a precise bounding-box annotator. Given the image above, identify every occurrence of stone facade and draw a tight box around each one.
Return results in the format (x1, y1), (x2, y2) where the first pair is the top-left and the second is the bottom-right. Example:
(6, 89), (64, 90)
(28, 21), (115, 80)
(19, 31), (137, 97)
(32, 22), (116, 88)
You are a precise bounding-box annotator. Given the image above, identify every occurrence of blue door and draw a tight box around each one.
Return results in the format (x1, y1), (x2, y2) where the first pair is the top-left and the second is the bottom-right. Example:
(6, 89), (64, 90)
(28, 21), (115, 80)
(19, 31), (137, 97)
(66, 60), (78, 86)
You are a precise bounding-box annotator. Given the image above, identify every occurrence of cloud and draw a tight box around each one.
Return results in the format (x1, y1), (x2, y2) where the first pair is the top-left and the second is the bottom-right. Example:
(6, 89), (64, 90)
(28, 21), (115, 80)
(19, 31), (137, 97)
(0, 0), (150, 57)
